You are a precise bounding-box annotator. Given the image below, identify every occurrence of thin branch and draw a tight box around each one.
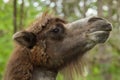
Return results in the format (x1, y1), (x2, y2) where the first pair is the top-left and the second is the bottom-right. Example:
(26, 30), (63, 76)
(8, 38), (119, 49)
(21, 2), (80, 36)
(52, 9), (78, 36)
(109, 41), (120, 54)
(83, 0), (87, 17)
(97, 0), (103, 17)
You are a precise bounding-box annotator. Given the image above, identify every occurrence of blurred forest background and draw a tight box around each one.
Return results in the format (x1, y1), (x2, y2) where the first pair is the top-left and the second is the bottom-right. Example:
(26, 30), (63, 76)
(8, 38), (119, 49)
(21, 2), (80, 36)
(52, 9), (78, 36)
(0, 0), (120, 80)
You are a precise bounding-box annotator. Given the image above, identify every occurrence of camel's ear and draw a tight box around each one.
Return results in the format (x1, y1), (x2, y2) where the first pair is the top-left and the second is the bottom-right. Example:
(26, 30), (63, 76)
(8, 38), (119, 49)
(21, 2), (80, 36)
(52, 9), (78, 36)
(13, 31), (36, 49)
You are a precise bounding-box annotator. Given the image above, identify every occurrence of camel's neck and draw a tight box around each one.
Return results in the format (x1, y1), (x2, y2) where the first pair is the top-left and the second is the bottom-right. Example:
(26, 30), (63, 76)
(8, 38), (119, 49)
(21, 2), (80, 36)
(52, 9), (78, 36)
(31, 67), (57, 80)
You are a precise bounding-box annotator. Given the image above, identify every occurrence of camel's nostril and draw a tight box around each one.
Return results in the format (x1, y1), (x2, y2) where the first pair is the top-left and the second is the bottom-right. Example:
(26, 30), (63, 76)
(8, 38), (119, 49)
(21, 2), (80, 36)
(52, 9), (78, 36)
(103, 24), (112, 31)
(88, 17), (103, 22)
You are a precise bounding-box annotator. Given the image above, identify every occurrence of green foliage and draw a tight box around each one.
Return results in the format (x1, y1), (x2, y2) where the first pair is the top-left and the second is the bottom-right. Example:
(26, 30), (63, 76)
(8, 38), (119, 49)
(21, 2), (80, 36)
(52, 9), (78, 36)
(0, 34), (13, 78)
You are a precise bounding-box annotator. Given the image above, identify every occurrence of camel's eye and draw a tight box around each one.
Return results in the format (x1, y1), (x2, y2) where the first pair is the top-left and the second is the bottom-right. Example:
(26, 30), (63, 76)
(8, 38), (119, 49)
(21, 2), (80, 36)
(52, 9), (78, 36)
(51, 23), (64, 34)
(52, 27), (60, 33)
(49, 23), (65, 40)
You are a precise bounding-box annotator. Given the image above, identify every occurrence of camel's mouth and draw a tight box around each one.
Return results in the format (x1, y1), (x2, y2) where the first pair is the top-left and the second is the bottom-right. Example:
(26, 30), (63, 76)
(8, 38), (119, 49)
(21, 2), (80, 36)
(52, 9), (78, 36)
(87, 22), (112, 43)
(88, 30), (111, 43)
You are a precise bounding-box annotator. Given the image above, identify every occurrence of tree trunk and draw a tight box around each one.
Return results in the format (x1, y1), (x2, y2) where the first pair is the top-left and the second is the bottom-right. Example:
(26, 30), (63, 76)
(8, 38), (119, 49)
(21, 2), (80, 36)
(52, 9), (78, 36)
(19, 0), (24, 30)
(97, 0), (112, 80)
(13, 0), (17, 33)
(107, 0), (113, 22)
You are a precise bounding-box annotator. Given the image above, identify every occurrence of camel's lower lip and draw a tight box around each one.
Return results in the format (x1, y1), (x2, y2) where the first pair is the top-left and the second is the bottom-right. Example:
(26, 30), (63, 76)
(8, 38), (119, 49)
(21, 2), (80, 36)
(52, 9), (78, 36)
(88, 31), (110, 43)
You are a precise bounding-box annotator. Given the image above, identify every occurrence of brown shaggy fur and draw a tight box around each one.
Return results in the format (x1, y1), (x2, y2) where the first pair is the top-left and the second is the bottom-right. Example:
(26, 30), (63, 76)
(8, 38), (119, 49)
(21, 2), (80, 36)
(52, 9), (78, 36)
(4, 13), (68, 80)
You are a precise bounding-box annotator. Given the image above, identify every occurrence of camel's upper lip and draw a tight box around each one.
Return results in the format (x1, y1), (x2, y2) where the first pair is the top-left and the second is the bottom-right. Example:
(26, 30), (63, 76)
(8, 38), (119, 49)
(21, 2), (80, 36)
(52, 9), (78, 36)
(89, 24), (112, 33)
